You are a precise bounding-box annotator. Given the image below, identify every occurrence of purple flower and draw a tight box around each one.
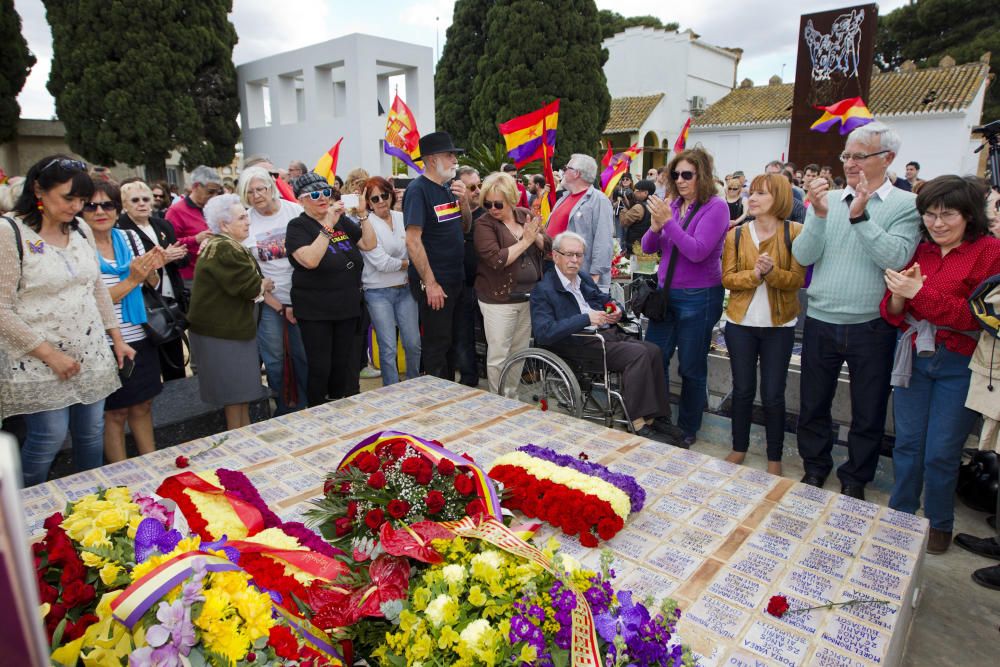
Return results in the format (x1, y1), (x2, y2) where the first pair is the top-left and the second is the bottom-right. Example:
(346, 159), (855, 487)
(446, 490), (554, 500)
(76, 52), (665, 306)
(134, 518), (183, 563)
(130, 644), (182, 667)
(516, 444), (646, 512)
(180, 559), (206, 607)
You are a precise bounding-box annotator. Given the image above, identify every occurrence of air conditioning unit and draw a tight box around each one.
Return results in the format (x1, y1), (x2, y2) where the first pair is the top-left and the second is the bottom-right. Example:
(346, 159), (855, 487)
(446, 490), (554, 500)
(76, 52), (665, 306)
(690, 95), (707, 114)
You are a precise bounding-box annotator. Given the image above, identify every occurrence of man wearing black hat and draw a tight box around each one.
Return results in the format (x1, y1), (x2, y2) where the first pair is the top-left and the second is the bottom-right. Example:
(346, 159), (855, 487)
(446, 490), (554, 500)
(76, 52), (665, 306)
(619, 179), (656, 256)
(404, 131), (473, 381)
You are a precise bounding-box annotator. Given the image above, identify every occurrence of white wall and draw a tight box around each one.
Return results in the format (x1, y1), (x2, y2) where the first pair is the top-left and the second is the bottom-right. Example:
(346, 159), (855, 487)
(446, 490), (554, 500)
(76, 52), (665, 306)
(688, 125), (790, 179)
(237, 34), (434, 178)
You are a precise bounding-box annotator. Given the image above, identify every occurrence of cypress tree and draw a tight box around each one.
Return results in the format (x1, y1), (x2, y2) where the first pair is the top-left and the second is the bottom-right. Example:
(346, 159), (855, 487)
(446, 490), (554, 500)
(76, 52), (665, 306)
(0, 0), (36, 144)
(435, 0), (491, 148)
(468, 0), (611, 165)
(44, 1), (240, 171)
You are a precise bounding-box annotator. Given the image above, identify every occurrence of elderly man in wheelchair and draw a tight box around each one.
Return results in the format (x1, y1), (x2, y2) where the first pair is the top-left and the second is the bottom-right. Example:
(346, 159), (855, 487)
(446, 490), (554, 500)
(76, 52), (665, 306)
(524, 231), (675, 442)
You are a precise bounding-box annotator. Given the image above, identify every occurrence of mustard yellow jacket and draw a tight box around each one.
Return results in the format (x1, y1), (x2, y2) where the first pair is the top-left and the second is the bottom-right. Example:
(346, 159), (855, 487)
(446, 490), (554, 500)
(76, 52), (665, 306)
(721, 221), (806, 326)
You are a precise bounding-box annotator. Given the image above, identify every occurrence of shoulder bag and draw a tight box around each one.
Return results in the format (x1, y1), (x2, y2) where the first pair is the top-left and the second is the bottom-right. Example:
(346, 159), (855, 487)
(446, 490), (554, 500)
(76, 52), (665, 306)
(629, 202), (702, 321)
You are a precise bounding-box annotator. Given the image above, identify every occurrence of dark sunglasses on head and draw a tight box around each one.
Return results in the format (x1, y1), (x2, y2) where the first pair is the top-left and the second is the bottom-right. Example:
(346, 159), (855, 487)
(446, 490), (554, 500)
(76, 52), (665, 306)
(671, 170), (696, 181)
(304, 188), (333, 200)
(369, 193), (391, 203)
(42, 158), (87, 173)
(83, 201), (117, 212)
(483, 200), (504, 210)
(130, 196), (152, 204)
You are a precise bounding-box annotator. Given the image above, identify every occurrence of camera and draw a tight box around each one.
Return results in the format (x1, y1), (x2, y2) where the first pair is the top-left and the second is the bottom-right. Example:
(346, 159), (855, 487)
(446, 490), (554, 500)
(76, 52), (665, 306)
(973, 120), (1000, 189)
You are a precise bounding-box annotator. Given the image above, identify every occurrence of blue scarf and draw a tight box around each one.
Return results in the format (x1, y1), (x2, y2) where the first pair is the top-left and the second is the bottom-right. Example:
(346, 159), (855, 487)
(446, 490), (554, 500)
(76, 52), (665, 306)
(98, 229), (147, 326)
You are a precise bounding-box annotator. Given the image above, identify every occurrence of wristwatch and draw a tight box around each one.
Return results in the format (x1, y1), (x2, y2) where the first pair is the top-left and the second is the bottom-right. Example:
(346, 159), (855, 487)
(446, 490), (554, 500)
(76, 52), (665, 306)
(849, 210), (870, 225)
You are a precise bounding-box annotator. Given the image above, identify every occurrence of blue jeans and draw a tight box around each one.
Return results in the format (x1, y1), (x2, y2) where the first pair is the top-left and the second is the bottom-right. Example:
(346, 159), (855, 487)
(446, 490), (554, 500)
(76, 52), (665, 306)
(890, 345), (976, 532)
(21, 400), (105, 487)
(645, 285), (724, 437)
(365, 286), (421, 385)
(257, 306), (308, 415)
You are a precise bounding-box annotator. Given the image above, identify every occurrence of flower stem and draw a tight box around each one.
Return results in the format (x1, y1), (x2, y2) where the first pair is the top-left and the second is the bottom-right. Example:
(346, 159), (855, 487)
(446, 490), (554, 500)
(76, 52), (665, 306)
(792, 598), (891, 614)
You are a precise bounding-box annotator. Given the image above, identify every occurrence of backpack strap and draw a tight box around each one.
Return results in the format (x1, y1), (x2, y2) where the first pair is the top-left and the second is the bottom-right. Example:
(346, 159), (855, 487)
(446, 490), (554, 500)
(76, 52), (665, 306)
(2, 216), (23, 265)
(734, 223), (742, 268)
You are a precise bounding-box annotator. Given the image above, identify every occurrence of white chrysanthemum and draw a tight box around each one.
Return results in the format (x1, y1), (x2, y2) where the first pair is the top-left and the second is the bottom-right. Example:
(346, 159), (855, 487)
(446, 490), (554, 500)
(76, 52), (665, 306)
(425, 593), (457, 627)
(441, 564), (467, 585)
(459, 619), (492, 648)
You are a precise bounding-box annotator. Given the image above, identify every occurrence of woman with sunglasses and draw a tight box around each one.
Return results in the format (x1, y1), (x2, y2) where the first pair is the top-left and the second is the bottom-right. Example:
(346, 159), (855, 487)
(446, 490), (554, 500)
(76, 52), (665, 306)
(642, 147), (729, 448)
(0, 155), (135, 485)
(118, 180), (189, 380)
(83, 178), (166, 463)
(286, 172), (376, 405)
(360, 176), (421, 386)
(474, 172), (550, 394)
(724, 176), (747, 228)
(237, 166), (308, 414)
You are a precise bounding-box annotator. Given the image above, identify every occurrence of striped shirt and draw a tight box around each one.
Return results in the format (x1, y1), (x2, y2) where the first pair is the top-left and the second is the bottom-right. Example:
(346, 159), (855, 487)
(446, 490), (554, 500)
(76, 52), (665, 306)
(101, 230), (147, 344)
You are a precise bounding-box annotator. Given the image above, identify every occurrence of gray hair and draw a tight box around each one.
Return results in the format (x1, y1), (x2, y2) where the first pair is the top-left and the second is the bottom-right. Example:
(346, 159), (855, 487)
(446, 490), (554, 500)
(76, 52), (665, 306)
(289, 160), (308, 173)
(566, 154), (598, 184)
(203, 193), (243, 233)
(553, 231), (587, 253)
(847, 121), (901, 154)
(244, 154), (272, 168)
(456, 165), (479, 179)
(237, 166), (277, 208)
(190, 165), (222, 187)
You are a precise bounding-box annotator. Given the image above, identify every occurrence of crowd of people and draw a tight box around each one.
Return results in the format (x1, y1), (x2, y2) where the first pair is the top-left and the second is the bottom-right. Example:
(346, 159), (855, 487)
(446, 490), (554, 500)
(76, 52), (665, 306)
(2, 120), (1000, 582)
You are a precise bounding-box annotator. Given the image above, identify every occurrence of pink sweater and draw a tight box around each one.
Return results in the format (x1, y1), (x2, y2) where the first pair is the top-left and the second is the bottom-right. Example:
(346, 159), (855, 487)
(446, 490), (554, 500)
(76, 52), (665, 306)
(165, 197), (208, 280)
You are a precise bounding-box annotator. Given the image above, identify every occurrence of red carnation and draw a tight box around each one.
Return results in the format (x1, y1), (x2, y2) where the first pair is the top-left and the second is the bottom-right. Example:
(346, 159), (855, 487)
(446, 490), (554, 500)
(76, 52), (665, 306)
(268, 625), (300, 661)
(323, 478), (337, 495)
(437, 458), (456, 476)
(37, 581), (58, 605)
(367, 471), (387, 490)
(465, 498), (486, 518)
(364, 509), (385, 532)
(61, 579), (96, 608)
(63, 613), (99, 642)
(540, 398), (549, 411)
(766, 595), (790, 618)
(334, 517), (353, 537)
(454, 474), (474, 496)
(174, 455), (190, 468)
(424, 490), (446, 514)
(401, 457), (422, 476)
(42, 513), (64, 532)
(355, 452), (380, 473)
(346, 500), (358, 519)
(60, 556), (86, 586)
(389, 441), (409, 459)
(597, 518), (619, 541)
(414, 466), (434, 486)
(387, 499), (411, 520)
(580, 531), (599, 548)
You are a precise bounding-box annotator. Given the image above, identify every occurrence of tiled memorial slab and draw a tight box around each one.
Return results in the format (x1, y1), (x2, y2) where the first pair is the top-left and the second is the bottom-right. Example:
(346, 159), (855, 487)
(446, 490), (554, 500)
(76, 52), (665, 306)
(21, 376), (926, 665)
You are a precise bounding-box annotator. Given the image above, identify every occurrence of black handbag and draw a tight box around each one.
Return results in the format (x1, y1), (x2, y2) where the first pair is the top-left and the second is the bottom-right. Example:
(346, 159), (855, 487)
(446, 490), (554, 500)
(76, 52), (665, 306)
(628, 202), (701, 322)
(124, 231), (188, 345)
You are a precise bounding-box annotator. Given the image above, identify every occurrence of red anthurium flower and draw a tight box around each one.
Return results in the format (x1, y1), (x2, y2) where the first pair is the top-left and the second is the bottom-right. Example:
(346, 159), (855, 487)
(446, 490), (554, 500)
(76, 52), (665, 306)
(310, 555), (411, 629)
(379, 520), (454, 564)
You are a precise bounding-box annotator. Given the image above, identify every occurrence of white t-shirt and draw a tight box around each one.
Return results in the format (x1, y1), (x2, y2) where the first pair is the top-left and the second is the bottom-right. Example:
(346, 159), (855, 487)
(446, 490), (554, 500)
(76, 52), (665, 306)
(361, 210), (408, 289)
(243, 199), (303, 305)
(739, 222), (796, 328)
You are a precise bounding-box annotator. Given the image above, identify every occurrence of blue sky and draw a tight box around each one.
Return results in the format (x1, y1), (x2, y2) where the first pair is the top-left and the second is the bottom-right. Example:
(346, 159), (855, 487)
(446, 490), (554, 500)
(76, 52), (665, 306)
(14, 0), (910, 119)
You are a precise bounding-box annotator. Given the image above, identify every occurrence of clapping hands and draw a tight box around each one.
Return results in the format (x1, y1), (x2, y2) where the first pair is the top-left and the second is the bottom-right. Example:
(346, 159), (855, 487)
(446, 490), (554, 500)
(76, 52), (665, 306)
(884, 263), (924, 300)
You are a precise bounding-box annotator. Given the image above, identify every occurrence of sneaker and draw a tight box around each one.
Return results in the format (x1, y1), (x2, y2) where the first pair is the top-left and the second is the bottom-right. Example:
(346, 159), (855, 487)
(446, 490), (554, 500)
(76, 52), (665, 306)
(360, 366), (382, 379)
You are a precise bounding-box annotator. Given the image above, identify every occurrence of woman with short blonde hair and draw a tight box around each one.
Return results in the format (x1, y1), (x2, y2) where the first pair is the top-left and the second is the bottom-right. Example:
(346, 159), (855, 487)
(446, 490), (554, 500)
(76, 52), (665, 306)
(474, 172), (551, 394)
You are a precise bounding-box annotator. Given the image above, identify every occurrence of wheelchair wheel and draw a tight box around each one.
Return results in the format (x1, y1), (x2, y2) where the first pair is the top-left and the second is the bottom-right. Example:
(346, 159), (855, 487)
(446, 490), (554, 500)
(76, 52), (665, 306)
(497, 348), (584, 418)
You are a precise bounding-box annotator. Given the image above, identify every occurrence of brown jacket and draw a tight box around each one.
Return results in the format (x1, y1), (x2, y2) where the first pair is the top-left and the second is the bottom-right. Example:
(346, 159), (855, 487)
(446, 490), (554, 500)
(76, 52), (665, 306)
(722, 220), (806, 326)
(474, 207), (551, 304)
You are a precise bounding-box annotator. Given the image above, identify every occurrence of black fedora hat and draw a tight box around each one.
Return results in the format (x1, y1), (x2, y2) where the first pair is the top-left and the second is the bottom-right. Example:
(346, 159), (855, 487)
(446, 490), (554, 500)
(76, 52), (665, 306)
(416, 131), (464, 161)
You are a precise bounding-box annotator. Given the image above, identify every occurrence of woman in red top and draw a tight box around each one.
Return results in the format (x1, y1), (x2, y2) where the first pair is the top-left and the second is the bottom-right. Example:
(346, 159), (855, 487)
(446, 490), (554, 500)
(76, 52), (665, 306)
(881, 175), (1000, 554)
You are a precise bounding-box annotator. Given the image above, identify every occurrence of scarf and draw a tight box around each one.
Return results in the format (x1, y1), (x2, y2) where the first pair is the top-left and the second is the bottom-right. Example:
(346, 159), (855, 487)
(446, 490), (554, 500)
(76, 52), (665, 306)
(98, 228), (147, 326)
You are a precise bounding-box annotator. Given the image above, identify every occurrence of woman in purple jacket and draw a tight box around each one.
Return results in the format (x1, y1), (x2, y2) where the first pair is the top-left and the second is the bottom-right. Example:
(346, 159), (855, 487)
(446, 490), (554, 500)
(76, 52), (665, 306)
(641, 147), (729, 447)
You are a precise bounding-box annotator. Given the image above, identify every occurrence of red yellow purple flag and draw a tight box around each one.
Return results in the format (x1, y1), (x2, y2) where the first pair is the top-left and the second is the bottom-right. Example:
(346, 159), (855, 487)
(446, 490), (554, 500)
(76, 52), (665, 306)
(313, 138), (343, 186)
(539, 117), (557, 224)
(499, 100), (560, 168)
(673, 118), (692, 153)
(600, 143), (642, 198)
(601, 141), (614, 168)
(384, 95), (424, 173)
(810, 97), (874, 135)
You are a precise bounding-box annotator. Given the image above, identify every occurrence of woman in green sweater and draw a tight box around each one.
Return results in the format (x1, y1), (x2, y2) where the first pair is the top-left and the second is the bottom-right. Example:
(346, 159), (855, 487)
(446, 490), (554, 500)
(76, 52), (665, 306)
(187, 194), (273, 429)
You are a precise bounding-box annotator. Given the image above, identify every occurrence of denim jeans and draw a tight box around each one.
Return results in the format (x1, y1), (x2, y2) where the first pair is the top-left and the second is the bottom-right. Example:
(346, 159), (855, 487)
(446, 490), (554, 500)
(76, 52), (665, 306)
(365, 286), (422, 385)
(21, 400), (105, 487)
(890, 345), (977, 532)
(724, 323), (795, 461)
(257, 306), (308, 415)
(644, 285), (724, 437)
(796, 316), (897, 486)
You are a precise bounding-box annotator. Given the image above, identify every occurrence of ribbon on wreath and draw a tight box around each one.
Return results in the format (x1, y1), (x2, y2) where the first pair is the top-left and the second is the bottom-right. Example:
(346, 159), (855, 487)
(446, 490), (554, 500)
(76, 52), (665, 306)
(226, 539), (349, 582)
(156, 471), (265, 539)
(438, 514), (603, 667)
(110, 550), (345, 664)
(337, 431), (504, 519)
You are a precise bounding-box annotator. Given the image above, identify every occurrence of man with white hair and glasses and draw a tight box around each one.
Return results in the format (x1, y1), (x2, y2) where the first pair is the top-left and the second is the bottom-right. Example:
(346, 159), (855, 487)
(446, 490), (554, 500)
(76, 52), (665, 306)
(546, 154), (614, 290)
(792, 121), (921, 500)
(165, 165), (224, 287)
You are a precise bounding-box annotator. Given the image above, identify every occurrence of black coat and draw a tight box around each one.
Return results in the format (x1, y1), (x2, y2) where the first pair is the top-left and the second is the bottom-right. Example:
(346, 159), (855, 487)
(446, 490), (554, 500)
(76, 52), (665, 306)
(117, 212), (189, 310)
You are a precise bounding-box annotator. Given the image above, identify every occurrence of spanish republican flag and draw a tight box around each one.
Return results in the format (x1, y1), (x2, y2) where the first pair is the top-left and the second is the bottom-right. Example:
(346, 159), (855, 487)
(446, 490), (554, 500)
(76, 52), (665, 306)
(600, 143), (642, 198)
(498, 100), (560, 168)
(810, 97), (874, 135)
(673, 117), (692, 153)
(314, 138), (343, 186)
(384, 95), (423, 173)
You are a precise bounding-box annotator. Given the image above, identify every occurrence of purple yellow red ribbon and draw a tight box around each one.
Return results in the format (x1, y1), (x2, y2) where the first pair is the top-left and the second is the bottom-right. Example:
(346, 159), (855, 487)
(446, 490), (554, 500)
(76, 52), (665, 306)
(338, 431), (504, 520)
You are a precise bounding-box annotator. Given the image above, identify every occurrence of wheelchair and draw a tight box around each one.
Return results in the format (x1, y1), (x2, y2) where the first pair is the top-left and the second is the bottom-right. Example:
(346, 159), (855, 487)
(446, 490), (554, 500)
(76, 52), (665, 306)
(496, 314), (645, 433)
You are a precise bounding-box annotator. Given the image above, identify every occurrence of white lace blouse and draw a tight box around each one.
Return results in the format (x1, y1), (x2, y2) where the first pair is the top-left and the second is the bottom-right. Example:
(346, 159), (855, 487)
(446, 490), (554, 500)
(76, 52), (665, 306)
(0, 217), (120, 418)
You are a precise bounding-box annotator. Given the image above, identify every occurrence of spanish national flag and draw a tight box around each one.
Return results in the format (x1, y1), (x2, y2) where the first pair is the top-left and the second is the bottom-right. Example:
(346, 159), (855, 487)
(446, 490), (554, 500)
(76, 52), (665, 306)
(498, 100), (560, 168)
(810, 97), (874, 135)
(314, 138), (343, 186)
